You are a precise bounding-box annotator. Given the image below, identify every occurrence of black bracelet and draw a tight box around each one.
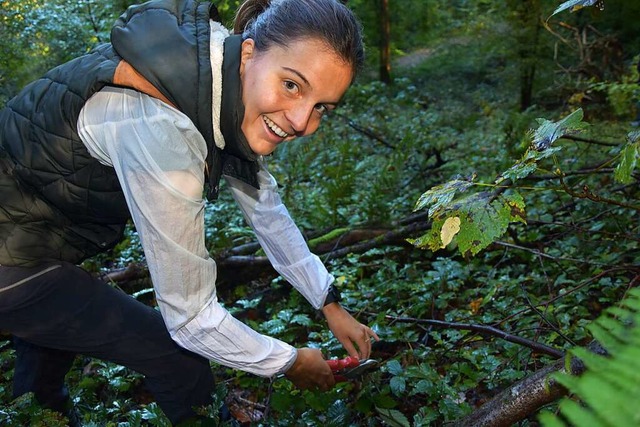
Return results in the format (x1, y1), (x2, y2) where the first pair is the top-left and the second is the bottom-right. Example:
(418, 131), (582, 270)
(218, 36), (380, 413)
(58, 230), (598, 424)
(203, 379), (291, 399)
(323, 284), (342, 307)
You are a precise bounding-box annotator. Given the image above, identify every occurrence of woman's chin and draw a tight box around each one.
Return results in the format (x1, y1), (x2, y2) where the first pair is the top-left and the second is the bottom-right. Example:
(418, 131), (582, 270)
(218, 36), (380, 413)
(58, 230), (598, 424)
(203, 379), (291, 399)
(248, 140), (279, 156)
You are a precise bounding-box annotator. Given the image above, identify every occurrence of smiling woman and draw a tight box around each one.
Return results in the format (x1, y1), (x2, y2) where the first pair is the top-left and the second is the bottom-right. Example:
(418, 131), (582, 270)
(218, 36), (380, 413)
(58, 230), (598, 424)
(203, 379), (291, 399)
(0, 0), (375, 424)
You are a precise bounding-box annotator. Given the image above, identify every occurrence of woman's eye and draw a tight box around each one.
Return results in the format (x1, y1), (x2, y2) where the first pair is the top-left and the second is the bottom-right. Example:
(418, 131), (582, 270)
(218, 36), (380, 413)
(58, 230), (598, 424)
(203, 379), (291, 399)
(314, 104), (328, 115)
(284, 80), (298, 93)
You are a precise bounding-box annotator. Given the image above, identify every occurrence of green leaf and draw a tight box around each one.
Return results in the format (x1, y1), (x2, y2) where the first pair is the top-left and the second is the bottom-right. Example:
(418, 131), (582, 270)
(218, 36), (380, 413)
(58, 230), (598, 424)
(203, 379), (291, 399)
(326, 400), (350, 427)
(372, 393), (398, 409)
(410, 191), (526, 256)
(549, 1), (602, 19)
(532, 109), (586, 151)
(390, 376), (406, 396)
(291, 314), (312, 326)
(456, 195), (510, 256)
(614, 142), (639, 184)
(375, 407), (411, 427)
(498, 110), (586, 184)
(538, 410), (567, 427)
(386, 359), (404, 376)
(412, 379), (433, 394)
(541, 289), (640, 426)
(557, 399), (607, 427)
(413, 177), (474, 217)
(498, 160), (538, 183)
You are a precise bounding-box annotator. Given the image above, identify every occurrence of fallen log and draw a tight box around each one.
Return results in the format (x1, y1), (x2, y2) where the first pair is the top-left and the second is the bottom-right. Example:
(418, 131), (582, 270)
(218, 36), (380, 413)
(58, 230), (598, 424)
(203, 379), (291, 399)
(449, 341), (606, 427)
(96, 218), (431, 288)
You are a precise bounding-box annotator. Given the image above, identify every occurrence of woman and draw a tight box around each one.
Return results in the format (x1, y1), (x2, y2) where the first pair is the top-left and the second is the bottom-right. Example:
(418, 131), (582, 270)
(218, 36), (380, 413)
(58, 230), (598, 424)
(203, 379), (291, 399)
(0, 0), (378, 424)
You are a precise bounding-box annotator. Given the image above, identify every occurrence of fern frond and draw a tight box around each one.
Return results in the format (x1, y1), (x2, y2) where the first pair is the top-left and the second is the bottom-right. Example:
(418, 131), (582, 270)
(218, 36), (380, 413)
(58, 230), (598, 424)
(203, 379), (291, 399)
(540, 288), (640, 426)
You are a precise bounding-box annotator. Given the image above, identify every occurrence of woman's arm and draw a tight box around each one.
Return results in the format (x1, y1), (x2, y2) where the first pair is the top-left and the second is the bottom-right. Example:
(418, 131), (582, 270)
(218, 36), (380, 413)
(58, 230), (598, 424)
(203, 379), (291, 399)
(225, 161), (379, 359)
(224, 161), (332, 309)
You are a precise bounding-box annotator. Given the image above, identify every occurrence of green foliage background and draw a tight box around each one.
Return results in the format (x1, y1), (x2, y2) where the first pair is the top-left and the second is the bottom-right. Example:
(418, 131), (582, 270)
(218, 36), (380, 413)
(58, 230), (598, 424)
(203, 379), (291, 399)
(1, 0), (640, 426)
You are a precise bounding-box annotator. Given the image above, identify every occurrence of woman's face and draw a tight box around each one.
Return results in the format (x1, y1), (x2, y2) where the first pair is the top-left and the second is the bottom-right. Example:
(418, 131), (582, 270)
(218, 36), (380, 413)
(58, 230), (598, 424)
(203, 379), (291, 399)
(239, 37), (353, 156)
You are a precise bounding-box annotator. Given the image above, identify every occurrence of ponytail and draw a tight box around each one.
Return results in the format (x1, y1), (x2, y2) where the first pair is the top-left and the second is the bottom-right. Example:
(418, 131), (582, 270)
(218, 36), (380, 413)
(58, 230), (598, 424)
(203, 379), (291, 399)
(231, 0), (364, 76)
(233, 0), (271, 35)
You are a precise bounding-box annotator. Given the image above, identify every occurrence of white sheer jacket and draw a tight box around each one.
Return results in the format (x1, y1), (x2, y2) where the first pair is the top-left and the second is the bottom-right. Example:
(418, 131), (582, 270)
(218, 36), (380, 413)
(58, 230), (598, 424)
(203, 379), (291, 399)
(76, 83), (333, 377)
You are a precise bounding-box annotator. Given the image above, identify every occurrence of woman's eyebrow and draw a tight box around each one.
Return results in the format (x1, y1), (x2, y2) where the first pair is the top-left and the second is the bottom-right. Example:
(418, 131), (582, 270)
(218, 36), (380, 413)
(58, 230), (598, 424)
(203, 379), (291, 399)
(282, 67), (310, 86)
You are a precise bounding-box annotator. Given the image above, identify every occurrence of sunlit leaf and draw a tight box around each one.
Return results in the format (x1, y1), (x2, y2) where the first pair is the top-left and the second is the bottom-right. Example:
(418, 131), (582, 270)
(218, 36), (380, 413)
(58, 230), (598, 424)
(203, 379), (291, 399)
(440, 216), (461, 248)
(409, 191), (525, 256)
(615, 142), (639, 184)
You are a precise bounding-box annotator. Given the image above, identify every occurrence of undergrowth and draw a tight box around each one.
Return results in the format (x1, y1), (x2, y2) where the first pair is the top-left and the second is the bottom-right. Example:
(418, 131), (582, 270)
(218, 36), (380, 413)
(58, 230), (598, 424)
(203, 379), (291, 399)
(2, 6), (639, 427)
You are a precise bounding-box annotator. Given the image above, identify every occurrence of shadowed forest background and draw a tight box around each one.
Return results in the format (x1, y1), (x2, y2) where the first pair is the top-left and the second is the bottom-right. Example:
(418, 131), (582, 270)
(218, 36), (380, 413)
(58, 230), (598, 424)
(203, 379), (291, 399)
(1, 0), (640, 425)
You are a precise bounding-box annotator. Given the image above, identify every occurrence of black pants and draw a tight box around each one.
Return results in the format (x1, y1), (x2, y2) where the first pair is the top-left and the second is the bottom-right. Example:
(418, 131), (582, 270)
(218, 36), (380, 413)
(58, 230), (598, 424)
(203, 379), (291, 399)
(0, 261), (215, 425)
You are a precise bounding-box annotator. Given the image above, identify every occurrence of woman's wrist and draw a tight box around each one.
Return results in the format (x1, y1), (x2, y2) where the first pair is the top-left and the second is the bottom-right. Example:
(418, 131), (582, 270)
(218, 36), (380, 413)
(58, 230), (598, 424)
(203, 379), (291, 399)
(321, 301), (342, 318)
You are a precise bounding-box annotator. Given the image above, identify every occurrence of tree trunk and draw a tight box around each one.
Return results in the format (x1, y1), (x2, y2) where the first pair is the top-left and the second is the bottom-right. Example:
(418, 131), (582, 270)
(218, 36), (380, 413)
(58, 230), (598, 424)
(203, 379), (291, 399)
(506, 0), (542, 111)
(379, 0), (391, 83)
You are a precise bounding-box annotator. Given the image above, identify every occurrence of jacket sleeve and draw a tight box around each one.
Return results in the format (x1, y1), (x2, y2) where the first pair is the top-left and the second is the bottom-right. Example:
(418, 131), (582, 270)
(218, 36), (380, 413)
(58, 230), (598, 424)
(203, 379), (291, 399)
(224, 158), (334, 310)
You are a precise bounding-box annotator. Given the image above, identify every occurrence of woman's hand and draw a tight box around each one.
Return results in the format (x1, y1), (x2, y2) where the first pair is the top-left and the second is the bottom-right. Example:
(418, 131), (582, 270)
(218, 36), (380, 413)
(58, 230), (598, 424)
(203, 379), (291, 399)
(322, 302), (379, 360)
(285, 348), (335, 391)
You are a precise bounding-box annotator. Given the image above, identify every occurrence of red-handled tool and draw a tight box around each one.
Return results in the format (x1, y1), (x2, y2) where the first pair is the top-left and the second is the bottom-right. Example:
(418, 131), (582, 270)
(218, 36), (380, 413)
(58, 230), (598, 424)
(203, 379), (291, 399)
(327, 356), (379, 382)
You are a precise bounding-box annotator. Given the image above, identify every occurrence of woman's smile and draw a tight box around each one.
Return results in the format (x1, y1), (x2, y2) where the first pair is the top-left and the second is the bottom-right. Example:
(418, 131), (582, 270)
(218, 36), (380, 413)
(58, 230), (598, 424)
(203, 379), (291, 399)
(263, 115), (290, 139)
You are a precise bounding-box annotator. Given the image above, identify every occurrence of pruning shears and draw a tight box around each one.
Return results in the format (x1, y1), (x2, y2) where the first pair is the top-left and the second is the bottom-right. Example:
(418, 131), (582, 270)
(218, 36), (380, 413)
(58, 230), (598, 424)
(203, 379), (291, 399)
(327, 356), (379, 382)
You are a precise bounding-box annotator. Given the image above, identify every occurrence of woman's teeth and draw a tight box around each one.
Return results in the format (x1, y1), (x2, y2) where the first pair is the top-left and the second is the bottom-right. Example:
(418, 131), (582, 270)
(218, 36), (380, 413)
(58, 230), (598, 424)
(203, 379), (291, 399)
(263, 116), (289, 138)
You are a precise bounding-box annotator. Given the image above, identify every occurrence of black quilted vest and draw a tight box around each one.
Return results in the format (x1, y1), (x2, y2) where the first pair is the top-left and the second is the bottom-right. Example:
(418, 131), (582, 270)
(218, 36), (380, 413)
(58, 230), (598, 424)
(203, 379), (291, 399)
(0, 0), (256, 267)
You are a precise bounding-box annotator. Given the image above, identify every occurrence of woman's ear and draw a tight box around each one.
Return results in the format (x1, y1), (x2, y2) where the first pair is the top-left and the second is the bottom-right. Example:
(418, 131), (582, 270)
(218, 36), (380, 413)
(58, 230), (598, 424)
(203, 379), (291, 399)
(239, 38), (255, 76)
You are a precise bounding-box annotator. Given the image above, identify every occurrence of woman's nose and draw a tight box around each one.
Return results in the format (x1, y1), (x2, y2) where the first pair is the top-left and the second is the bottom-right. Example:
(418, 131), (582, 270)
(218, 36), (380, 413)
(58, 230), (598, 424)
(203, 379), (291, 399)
(286, 104), (316, 136)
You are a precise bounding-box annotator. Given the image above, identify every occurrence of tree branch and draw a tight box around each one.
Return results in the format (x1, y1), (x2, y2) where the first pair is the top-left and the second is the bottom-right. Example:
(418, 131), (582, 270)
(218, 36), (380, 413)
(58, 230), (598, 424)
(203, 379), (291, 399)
(561, 134), (619, 147)
(379, 313), (565, 359)
(332, 111), (397, 149)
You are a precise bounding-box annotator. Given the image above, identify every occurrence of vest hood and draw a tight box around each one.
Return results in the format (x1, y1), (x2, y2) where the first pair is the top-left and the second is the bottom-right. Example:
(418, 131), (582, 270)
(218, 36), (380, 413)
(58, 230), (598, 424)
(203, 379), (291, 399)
(111, 0), (259, 199)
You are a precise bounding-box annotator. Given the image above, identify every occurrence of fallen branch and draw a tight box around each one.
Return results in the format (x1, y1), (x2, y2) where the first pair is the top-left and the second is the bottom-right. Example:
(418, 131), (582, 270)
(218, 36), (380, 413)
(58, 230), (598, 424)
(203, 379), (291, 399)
(449, 341), (606, 427)
(99, 263), (148, 285)
(95, 217), (431, 288)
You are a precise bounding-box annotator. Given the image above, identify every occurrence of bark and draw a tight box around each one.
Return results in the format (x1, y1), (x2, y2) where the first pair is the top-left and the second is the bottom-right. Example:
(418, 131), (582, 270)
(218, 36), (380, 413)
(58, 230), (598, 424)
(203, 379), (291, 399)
(97, 217), (431, 288)
(379, 0), (391, 83)
(450, 341), (606, 427)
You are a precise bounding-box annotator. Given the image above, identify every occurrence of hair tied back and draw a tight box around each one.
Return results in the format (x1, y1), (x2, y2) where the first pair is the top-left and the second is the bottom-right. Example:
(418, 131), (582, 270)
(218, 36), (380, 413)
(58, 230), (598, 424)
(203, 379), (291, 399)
(233, 0), (273, 34)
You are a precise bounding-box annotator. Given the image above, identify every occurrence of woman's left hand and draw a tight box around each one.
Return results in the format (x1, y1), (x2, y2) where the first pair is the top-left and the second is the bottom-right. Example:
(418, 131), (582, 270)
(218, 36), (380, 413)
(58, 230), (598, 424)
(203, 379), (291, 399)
(322, 302), (379, 360)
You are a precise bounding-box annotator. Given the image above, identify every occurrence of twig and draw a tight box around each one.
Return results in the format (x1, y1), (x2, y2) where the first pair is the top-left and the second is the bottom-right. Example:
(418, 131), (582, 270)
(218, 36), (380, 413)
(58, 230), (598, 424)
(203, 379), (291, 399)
(498, 267), (638, 326)
(379, 313), (564, 359)
(559, 174), (640, 212)
(561, 134), (619, 147)
(494, 241), (616, 267)
(0, 339), (12, 352)
(519, 284), (577, 347)
(332, 111), (397, 149)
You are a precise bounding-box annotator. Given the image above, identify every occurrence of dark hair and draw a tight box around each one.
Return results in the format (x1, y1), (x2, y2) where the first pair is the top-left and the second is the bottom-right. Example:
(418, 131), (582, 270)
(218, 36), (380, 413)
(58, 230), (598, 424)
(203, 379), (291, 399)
(233, 0), (364, 76)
